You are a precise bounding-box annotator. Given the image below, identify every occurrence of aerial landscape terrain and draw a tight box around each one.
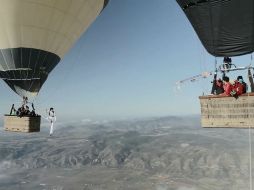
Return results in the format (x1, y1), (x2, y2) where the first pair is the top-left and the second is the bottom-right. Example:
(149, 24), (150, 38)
(0, 116), (251, 190)
(0, 1), (253, 190)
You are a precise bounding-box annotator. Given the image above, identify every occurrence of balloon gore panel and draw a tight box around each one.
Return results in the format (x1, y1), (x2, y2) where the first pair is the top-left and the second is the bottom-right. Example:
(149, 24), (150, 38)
(0, 48), (60, 97)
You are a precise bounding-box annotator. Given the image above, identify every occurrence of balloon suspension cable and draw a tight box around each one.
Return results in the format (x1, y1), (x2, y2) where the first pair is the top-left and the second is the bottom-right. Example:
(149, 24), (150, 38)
(251, 54), (254, 73)
(248, 91), (253, 190)
(214, 57), (217, 72)
(249, 126), (252, 190)
(214, 57), (218, 77)
(249, 53), (253, 190)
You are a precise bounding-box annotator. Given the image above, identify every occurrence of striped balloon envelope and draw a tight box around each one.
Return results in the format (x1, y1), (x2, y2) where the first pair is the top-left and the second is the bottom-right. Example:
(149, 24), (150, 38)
(0, 0), (108, 97)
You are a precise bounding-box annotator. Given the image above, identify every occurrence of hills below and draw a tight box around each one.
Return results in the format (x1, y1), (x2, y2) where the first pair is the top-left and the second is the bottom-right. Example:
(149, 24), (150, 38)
(0, 116), (252, 190)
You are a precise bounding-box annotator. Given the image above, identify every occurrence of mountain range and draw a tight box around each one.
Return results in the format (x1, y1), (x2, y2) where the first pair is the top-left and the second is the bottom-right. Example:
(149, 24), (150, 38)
(0, 116), (251, 190)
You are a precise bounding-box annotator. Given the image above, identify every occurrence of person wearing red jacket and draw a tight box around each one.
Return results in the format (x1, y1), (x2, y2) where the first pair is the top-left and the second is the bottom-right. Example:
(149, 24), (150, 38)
(233, 80), (244, 96)
(211, 79), (224, 95)
(220, 76), (233, 96)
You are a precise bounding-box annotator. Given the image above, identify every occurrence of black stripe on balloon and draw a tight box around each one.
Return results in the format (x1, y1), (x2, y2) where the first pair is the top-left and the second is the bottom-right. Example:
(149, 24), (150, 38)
(103, 0), (109, 9)
(0, 47), (60, 96)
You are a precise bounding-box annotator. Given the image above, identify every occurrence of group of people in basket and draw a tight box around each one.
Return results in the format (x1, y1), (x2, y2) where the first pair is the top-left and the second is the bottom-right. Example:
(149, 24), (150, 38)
(211, 75), (247, 97)
(9, 96), (38, 117)
(210, 56), (254, 97)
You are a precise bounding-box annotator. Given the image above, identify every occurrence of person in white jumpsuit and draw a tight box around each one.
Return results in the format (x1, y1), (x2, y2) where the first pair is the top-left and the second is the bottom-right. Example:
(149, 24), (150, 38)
(47, 108), (56, 136)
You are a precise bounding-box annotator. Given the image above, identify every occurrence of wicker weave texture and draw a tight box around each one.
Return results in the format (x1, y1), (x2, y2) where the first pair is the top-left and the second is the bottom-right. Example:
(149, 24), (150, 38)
(4, 115), (41, 132)
(200, 95), (254, 128)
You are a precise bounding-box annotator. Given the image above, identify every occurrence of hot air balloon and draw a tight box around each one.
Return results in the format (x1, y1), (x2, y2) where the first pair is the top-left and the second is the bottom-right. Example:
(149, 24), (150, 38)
(0, 0), (109, 98)
(2, 0), (109, 132)
(176, 0), (254, 57)
(176, 0), (254, 128)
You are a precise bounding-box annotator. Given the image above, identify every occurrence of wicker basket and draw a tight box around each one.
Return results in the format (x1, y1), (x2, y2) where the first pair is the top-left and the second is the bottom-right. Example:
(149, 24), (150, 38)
(4, 115), (41, 132)
(199, 93), (254, 128)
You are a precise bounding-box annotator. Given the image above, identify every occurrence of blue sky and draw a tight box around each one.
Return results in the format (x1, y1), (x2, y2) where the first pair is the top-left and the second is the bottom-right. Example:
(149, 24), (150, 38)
(0, 0), (252, 120)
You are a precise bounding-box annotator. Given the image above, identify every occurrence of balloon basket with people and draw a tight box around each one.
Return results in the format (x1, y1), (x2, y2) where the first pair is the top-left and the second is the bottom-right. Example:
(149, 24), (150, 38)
(176, 0), (254, 128)
(4, 96), (56, 135)
(200, 59), (254, 128)
(4, 96), (41, 133)
(176, 56), (254, 128)
(0, 1), (108, 134)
